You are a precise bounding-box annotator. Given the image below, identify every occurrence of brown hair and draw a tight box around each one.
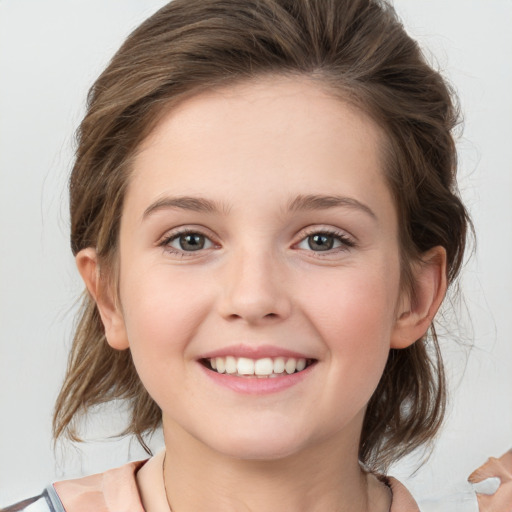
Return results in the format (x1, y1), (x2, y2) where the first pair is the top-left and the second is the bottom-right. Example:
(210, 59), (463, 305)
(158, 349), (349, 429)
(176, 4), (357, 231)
(54, 0), (470, 471)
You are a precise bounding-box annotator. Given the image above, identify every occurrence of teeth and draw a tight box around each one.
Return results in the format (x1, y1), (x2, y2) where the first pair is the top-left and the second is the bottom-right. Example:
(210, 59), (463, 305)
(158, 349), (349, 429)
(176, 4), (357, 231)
(285, 357), (297, 374)
(254, 358), (273, 375)
(215, 357), (225, 374)
(273, 357), (285, 374)
(225, 356), (237, 374)
(237, 357), (254, 375)
(207, 356), (310, 377)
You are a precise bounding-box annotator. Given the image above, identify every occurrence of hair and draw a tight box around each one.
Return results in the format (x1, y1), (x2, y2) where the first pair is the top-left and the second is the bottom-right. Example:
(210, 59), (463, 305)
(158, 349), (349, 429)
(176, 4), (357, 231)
(53, 0), (470, 471)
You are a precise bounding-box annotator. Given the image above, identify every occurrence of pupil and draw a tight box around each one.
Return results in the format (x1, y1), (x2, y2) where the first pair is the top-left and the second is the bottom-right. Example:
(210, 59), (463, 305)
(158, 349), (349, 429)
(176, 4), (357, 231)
(180, 233), (204, 251)
(309, 234), (333, 251)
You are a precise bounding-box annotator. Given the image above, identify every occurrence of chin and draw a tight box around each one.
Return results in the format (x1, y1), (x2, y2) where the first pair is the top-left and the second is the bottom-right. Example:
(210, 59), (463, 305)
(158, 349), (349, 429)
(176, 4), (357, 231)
(203, 426), (314, 462)
(217, 441), (304, 461)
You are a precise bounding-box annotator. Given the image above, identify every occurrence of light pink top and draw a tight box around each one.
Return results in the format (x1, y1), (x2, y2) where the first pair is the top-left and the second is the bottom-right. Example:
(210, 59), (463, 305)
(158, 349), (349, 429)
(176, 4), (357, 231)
(53, 461), (420, 512)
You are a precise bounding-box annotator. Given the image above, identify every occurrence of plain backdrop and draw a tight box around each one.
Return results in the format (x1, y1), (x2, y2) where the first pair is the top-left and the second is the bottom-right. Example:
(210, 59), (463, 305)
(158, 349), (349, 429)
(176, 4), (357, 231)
(1, 0), (511, 507)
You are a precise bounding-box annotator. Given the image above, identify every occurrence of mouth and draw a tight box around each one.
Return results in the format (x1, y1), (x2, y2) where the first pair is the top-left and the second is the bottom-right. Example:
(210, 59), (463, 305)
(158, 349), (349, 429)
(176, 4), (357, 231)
(200, 356), (317, 378)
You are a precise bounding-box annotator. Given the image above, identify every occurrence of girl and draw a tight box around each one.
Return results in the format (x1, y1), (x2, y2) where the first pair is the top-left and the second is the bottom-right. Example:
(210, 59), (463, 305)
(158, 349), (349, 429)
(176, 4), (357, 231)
(3, 0), (472, 510)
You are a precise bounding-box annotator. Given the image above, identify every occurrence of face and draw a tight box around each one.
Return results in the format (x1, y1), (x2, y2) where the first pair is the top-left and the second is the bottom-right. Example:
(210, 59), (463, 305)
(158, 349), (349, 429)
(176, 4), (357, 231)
(107, 77), (408, 460)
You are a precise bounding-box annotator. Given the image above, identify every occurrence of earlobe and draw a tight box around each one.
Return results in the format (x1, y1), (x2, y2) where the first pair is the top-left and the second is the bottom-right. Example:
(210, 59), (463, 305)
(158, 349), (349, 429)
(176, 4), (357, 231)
(75, 248), (130, 350)
(391, 246), (447, 349)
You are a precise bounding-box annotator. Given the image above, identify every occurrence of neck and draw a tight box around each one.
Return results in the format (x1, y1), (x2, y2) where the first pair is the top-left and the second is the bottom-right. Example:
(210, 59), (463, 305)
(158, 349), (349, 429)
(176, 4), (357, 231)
(158, 419), (388, 512)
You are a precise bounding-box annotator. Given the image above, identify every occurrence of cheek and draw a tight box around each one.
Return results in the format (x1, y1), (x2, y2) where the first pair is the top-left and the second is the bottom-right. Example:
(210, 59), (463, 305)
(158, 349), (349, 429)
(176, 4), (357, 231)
(117, 268), (214, 413)
(304, 263), (399, 334)
(301, 263), (400, 379)
(119, 267), (213, 361)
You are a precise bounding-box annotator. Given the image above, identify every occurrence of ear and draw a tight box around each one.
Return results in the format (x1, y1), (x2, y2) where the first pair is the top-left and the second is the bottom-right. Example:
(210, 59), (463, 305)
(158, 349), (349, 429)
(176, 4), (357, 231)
(391, 246), (447, 349)
(75, 248), (130, 350)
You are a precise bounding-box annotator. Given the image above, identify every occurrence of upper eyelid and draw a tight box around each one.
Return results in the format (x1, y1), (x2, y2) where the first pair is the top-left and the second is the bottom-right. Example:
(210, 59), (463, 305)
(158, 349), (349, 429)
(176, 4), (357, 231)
(296, 225), (356, 242)
(157, 224), (356, 248)
(292, 227), (357, 253)
(158, 225), (218, 244)
(159, 229), (217, 257)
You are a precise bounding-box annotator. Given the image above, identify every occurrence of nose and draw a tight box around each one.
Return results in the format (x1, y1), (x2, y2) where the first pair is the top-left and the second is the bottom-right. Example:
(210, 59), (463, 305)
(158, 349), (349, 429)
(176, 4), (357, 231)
(217, 248), (292, 325)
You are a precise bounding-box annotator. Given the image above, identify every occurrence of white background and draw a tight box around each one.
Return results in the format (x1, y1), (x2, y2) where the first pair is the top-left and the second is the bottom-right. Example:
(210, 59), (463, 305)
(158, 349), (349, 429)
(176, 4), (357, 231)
(1, 0), (511, 507)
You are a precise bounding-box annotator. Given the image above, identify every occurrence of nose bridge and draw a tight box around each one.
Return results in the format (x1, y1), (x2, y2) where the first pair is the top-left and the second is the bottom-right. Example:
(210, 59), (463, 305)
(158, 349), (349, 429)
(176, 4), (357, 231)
(218, 242), (291, 323)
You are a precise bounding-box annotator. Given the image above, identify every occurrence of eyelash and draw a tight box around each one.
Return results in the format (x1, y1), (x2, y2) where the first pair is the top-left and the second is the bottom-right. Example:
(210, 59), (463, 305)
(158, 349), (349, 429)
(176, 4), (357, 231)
(158, 227), (356, 257)
(159, 228), (217, 257)
(296, 227), (356, 255)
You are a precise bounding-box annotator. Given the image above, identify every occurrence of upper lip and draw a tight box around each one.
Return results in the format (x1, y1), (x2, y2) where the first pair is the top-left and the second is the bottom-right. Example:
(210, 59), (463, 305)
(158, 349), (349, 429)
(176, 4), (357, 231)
(198, 344), (316, 360)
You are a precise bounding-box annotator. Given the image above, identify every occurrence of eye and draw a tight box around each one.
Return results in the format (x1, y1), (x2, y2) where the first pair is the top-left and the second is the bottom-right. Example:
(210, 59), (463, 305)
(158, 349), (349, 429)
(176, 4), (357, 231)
(165, 231), (214, 252)
(296, 230), (355, 252)
(306, 233), (337, 251)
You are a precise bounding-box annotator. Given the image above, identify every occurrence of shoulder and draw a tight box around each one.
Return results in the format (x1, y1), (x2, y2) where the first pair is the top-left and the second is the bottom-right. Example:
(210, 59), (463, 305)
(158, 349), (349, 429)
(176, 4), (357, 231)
(2, 460), (148, 512)
(383, 476), (421, 512)
(1, 486), (64, 512)
(52, 460), (147, 512)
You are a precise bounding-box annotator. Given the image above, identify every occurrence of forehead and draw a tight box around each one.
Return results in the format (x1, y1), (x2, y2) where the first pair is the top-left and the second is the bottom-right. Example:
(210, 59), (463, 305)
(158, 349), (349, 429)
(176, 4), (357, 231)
(127, 76), (393, 223)
(138, 76), (384, 162)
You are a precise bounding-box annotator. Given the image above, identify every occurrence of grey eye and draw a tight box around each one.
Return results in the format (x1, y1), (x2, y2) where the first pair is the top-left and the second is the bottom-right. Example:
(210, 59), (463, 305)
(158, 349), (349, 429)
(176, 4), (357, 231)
(296, 231), (350, 252)
(307, 234), (336, 251)
(169, 233), (212, 251)
(180, 233), (205, 251)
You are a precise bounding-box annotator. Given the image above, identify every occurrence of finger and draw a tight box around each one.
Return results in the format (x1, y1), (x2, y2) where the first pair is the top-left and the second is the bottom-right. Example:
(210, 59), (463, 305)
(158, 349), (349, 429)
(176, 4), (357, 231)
(469, 457), (512, 484)
(498, 450), (512, 471)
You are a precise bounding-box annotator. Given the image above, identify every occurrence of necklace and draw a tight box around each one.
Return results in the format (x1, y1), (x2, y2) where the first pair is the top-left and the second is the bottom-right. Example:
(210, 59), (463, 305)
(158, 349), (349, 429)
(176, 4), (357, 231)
(162, 453), (174, 512)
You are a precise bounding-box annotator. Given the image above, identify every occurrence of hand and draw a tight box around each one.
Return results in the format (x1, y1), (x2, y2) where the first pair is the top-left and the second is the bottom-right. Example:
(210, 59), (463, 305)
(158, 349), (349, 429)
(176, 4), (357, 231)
(469, 450), (512, 512)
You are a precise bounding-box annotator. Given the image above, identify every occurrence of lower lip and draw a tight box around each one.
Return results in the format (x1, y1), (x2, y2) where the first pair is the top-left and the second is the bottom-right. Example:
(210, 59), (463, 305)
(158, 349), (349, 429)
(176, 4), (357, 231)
(199, 362), (315, 395)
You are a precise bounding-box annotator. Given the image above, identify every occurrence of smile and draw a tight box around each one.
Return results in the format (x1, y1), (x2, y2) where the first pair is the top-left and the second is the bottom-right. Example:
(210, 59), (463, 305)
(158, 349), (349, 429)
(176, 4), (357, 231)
(203, 356), (315, 377)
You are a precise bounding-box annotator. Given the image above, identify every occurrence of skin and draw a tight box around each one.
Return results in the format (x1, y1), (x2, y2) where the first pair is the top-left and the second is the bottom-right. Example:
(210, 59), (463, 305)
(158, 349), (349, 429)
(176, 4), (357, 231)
(469, 449), (512, 512)
(77, 76), (447, 512)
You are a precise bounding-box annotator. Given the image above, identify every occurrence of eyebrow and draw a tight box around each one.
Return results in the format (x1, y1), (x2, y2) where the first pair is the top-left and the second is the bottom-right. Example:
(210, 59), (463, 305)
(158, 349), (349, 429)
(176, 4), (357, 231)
(143, 196), (229, 219)
(287, 194), (377, 220)
(142, 194), (376, 220)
